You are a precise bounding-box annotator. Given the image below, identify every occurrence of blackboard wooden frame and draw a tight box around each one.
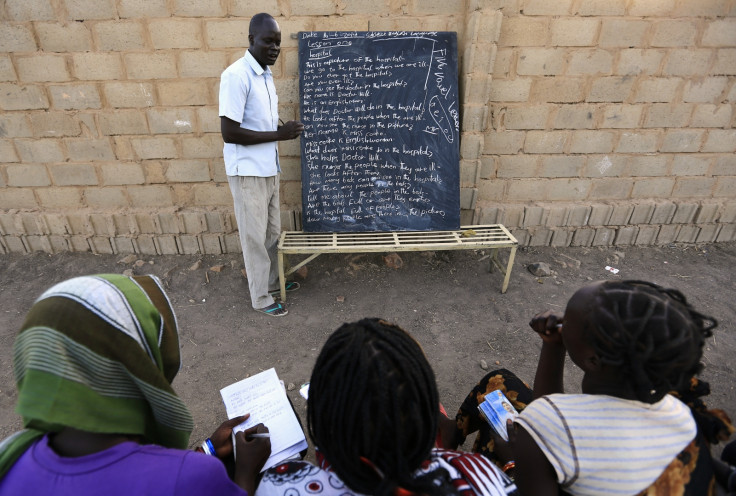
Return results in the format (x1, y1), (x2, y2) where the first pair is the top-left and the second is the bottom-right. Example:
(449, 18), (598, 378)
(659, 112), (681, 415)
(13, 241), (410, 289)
(298, 31), (460, 233)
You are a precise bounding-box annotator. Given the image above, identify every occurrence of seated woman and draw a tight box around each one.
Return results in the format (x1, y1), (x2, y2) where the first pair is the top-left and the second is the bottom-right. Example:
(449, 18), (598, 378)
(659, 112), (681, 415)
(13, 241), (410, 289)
(446, 280), (732, 495)
(256, 318), (518, 496)
(0, 274), (270, 495)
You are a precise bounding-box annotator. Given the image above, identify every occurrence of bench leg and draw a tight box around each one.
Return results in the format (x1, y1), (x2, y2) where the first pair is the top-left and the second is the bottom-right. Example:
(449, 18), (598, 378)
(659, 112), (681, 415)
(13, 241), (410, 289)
(501, 246), (517, 294)
(278, 251), (287, 302)
(489, 247), (499, 273)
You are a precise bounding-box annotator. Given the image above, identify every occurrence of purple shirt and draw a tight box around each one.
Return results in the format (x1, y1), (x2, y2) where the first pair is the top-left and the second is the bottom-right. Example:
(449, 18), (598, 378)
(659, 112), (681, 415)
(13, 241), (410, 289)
(0, 434), (247, 496)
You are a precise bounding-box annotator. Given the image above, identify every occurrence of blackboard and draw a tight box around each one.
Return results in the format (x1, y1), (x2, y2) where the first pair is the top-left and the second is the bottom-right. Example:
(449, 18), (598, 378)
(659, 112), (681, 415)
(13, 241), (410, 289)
(298, 31), (460, 233)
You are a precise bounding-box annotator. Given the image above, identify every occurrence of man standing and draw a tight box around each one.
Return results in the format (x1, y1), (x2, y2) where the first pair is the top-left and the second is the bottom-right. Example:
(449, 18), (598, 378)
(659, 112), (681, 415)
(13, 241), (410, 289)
(219, 13), (303, 317)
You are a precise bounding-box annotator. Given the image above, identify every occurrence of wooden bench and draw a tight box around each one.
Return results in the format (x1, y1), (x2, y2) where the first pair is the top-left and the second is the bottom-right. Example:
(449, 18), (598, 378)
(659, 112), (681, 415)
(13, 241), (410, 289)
(277, 224), (518, 301)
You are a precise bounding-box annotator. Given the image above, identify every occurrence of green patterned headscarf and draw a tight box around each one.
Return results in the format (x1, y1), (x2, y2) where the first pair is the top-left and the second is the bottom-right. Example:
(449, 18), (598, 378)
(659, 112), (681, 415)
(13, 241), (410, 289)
(0, 274), (194, 476)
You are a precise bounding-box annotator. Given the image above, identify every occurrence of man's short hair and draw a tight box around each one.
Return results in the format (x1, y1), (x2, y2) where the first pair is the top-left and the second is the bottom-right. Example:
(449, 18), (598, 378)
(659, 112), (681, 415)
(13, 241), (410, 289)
(249, 13), (275, 37)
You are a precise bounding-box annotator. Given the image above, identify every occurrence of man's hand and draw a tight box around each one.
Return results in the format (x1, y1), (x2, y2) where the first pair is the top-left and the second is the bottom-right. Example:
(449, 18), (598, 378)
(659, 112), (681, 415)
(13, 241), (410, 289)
(233, 423), (271, 495)
(529, 310), (564, 346)
(277, 120), (304, 140)
(209, 414), (249, 458)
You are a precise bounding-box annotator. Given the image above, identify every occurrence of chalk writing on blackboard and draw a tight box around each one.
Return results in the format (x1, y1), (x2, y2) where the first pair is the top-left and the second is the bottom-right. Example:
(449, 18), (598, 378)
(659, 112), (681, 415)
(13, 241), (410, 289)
(299, 31), (460, 232)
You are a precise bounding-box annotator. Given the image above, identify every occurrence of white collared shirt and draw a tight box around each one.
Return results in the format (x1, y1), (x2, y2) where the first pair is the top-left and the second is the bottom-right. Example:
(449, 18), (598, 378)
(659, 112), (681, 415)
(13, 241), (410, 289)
(219, 50), (280, 177)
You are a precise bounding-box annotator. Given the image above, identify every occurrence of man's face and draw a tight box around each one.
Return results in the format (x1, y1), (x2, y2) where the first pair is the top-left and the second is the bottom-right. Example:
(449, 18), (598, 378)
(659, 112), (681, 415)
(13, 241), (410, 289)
(249, 18), (281, 68)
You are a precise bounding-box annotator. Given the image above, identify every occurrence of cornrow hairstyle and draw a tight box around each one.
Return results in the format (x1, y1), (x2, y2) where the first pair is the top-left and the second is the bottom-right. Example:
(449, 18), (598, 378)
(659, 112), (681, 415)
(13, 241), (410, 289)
(307, 318), (458, 496)
(586, 280), (717, 404)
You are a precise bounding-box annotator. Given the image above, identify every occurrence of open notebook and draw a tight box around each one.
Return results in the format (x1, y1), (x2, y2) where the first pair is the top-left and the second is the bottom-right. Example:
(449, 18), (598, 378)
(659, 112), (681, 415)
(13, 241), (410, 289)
(220, 368), (308, 471)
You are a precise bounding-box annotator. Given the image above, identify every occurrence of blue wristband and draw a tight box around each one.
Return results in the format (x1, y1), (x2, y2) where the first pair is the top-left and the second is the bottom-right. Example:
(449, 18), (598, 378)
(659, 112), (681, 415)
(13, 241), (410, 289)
(205, 438), (216, 456)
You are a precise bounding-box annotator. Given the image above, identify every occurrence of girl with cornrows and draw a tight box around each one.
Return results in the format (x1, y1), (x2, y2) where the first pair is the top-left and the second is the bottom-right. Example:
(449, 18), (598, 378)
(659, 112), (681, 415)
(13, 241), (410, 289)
(256, 318), (518, 496)
(446, 280), (733, 495)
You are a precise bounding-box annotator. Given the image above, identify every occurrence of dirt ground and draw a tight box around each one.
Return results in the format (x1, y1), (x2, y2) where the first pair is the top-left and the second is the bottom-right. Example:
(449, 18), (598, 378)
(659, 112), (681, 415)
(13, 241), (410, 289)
(1, 242), (735, 458)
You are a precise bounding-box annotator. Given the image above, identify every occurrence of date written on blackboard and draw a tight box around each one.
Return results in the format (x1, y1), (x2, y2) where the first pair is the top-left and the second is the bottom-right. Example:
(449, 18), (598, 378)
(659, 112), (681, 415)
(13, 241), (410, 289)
(299, 31), (460, 233)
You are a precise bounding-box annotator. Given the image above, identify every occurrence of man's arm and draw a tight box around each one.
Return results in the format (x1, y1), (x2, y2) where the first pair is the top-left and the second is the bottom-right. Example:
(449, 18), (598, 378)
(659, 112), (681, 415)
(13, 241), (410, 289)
(221, 117), (304, 146)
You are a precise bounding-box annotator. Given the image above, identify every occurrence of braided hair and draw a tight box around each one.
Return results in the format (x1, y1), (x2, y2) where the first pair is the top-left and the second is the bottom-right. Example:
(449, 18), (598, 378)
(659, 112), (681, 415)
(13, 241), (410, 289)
(586, 280), (716, 404)
(307, 318), (457, 496)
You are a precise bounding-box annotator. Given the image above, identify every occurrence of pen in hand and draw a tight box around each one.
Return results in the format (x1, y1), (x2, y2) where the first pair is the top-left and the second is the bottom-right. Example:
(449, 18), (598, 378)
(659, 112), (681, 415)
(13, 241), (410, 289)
(247, 433), (271, 439)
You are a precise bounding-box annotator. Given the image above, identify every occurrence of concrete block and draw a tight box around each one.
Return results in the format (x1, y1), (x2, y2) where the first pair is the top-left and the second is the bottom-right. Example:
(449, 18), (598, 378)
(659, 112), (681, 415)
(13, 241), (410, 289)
(713, 155), (736, 176)
(134, 214), (157, 234)
(181, 135), (223, 160)
(703, 19), (736, 47)
(6, 164), (50, 187)
(695, 224), (720, 243)
(696, 202), (720, 224)
(661, 130), (704, 153)
(633, 78), (682, 103)
(589, 178), (634, 199)
(545, 206), (569, 227)
(674, 0), (732, 16)
(516, 48), (565, 76)
(0, 83), (49, 111)
(509, 229), (530, 246)
(570, 131), (614, 153)
(628, 155), (669, 177)
(0, 114), (31, 137)
(16, 55), (70, 83)
(133, 236), (156, 255)
(632, 178), (675, 198)
(522, 0), (573, 15)
(616, 132), (659, 153)
(90, 214), (113, 237)
(675, 225), (700, 243)
(635, 226), (660, 246)
(665, 49), (714, 77)
(0, 24), (37, 52)
(25, 236), (51, 253)
(550, 229), (573, 247)
(592, 228), (615, 246)
(89, 237), (114, 254)
(599, 20), (648, 47)
(196, 107), (220, 134)
(531, 78), (585, 103)
(672, 178), (716, 198)
(493, 49), (513, 78)
(489, 79), (531, 102)
(547, 179), (591, 201)
(630, 203), (655, 224)
(124, 53), (178, 80)
(131, 138), (178, 160)
(588, 77), (635, 103)
(165, 160), (210, 183)
(601, 104), (644, 129)
(0, 139), (18, 163)
(179, 51), (228, 78)
(65, 139), (115, 162)
(497, 155), (539, 178)
(672, 156), (711, 177)
(651, 20), (697, 47)
(29, 113), (80, 138)
(528, 228), (553, 246)
(656, 224), (679, 244)
(98, 111), (148, 136)
(173, 0), (226, 17)
(571, 228), (595, 246)
(616, 49), (665, 76)
(539, 155), (586, 178)
(483, 132), (524, 156)
(199, 234), (221, 254)
(0, 55), (15, 82)
(95, 21), (147, 51)
(576, 0), (627, 15)
(716, 224), (736, 242)
(85, 187), (129, 208)
(103, 82), (155, 108)
(16, 139), (65, 162)
(567, 205), (592, 226)
(99, 163), (145, 186)
(111, 237), (136, 254)
(119, 0), (170, 17)
(504, 105), (553, 129)
(691, 104), (732, 128)
(568, 50), (614, 75)
(177, 235), (201, 255)
(550, 18), (599, 46)
(644, 104), (693, 128)
(522, 205), (545, 227)
(150, 19), (202, 49)
(67, 236), (90, 252)
(128, 185), (174, 207)
(499, 205), (525, 228)
(554, 104), (597, 129)
(36, 22), (91, 52)
(613, 226), (637, 246)
(72, 53), (123, 81)
(589, 204), (613, 225)
(499, 17), (548, 46)
(155, 236), (178, 255)
(147, 109), (195, 135)
(647, 202), (676, 225)
(49, 84), (101, 110)
(702, 130), (736, 152)
(193, 183), (232, 206)
(673, 202), (699, 223)
(223, 233), (242, 254)
(629, 0), (677, 16)
(683, 77), (729, 103)
(157, 81), (210, 106)
(524, 131), (568, 154)
(720, 202), (736, 223)
(65, 0), (115, 19)
(5, 0), (55, 20)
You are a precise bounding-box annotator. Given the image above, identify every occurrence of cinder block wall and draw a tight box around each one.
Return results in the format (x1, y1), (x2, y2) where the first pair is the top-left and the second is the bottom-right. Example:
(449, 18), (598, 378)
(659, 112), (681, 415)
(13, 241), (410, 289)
(0, 0), (733, 255)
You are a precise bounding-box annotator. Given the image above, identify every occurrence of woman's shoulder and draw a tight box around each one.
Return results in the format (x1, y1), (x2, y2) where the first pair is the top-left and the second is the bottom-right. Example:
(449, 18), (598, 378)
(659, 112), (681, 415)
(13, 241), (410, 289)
(257, 460), (359, 496)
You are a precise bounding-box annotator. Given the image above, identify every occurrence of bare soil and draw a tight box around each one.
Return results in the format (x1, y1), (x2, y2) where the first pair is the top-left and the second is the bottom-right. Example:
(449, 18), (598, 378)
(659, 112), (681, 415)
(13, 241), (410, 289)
(1, 243), (735, 456)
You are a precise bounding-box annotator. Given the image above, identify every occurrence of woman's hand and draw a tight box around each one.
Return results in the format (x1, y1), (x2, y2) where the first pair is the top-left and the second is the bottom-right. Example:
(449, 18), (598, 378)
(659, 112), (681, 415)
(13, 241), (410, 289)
(529, 310), (564, 346)
(488, 418), (516, 466)
(233, 424), (271, 495)
(208, 414), (249, 458)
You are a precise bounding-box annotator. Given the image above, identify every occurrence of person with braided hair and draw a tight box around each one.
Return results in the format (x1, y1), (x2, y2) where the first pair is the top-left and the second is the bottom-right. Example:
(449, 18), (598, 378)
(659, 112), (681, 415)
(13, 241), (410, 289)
(445, 280), (732, 495)
(256, 318), (518, 496)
